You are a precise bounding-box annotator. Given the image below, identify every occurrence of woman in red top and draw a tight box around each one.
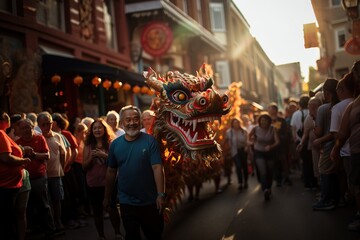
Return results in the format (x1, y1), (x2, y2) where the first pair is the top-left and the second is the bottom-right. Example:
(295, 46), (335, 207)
(0, 110), (30, 239)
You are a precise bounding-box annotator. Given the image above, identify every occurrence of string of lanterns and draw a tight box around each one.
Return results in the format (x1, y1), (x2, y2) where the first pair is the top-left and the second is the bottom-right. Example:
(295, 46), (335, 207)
(51, 74), (155, 95)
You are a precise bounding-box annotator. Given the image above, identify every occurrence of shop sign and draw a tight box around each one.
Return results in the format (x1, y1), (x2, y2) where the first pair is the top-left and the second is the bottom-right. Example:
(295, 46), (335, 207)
(141, 22), (173, 57)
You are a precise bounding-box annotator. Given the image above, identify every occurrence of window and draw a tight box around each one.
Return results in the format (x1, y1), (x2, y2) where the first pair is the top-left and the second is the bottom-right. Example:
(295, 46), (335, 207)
(182, 0), (188, 14)
(215, 60), (231, 88)
(0, 0), (17, 14)
(103, 0), (118, 50)
(196, 0), (203, 25)
(209, 3), (225, 32)
(335, 28), (346, 51)
(330, 0), (341, 7)
(36, 0), (65, 31)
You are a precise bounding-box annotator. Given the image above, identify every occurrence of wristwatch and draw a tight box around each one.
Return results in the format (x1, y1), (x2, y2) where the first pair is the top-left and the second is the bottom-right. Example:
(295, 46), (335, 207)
(157, 192), (166, 198)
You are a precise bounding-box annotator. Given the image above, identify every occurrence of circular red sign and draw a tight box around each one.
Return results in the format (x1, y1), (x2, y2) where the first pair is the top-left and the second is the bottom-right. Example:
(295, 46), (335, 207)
(141, 22), (173, 57)
(345, 37), (360, 55)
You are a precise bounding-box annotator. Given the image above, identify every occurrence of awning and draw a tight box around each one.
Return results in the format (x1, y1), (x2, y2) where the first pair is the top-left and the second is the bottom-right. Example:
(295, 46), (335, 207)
(126, 0), (226, 53)
(41, 54), (145, 86)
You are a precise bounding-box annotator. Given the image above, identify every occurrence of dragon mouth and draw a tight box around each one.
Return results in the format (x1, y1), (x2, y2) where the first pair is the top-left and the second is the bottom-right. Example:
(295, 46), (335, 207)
(168, 112), (221, 148)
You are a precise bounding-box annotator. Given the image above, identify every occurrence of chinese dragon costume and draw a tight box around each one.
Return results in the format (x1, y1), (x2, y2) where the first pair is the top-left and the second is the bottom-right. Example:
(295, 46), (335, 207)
(143, 65), (230, 219)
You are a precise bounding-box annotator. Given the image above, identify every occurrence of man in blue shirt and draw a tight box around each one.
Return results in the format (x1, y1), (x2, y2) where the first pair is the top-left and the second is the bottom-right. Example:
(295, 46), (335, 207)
(104, 105), (165, 240)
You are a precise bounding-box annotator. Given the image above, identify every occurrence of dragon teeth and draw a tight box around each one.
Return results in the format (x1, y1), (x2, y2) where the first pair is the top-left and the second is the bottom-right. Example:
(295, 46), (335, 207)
(192, 120), (197, 132)
(192, 132), (198, 143)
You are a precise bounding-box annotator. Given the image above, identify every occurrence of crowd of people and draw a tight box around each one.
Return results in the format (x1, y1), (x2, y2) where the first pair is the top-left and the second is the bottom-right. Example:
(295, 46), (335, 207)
(0, 106), (164, 240)
(1, 60), (360, 239)
(222, 60), (360, 233)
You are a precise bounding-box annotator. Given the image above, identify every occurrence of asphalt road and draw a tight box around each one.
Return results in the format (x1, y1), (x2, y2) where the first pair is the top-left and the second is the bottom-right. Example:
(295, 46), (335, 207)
(29, 169), (360, 240)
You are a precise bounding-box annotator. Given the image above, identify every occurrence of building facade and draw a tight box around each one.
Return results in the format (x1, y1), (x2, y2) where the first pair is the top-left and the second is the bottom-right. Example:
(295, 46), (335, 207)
(311, 0), (359, 80)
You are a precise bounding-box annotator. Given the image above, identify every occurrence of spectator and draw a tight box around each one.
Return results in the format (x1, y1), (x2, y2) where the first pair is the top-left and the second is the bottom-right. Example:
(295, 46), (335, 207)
(249, 112), (280, 201)
(224, 117), (249, 191)
(16, 118), (56, 239)
(331, 61), (360, 231)
(268, 102), (292, 186)
(83, 118), (122, 240)
(330, 73), (355, 207)
(141, 109), (155, 135)
(104, 105), (165, 239)
(106, 110), (125, 138)
(37, 111), (67, 235)
(0, 110), (30, 239)
(312, 78), (339, 210)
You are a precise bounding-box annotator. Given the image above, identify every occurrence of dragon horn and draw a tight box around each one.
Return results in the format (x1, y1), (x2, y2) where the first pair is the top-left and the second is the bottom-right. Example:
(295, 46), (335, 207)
(143, 67), (163, 92)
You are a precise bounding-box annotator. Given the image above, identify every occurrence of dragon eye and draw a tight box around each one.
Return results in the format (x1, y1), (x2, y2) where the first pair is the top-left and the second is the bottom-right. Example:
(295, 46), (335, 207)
(199, 97), (207, 106)
(171, 90), (189, 103)
(222, 95), (229, 104)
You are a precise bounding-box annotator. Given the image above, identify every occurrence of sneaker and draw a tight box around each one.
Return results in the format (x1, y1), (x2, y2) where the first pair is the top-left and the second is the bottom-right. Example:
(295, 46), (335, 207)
(348, 219), (360, 231)
(312, 200), (335, 211)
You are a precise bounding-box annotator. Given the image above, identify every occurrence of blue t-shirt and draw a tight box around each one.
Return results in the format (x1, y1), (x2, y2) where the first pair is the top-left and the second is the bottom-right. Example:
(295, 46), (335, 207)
(107, 132), (162, 206)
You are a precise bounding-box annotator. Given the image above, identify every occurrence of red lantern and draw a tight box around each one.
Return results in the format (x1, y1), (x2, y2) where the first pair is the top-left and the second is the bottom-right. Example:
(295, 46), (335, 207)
(51, 74), (61, 85)
(132, 85), (141, 94)
(122, 83), (131, 91)
(141, 86), (149, 94)
(113, 80), (122, 90)
(148, 88), (155, 95)
(102, 79), (112, 90)
(73, 75), (83, 86)
(92, 76), (101, 87)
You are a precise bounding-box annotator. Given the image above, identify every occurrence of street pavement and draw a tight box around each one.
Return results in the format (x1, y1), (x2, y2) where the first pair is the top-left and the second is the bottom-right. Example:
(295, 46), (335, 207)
(29, 169), (360, 240)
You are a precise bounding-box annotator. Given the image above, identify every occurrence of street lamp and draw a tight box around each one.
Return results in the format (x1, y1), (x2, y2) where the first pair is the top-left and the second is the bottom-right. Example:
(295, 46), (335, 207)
(342, 0), (359, 19)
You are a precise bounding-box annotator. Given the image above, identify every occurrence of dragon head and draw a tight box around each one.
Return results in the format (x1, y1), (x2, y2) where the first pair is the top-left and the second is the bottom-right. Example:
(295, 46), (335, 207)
(143, 65), (231, 162)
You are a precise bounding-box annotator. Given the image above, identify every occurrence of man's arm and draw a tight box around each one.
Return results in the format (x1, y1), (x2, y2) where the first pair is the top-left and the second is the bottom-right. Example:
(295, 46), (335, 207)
(152, 163), (165, 213)
(103, 167), (117, 209)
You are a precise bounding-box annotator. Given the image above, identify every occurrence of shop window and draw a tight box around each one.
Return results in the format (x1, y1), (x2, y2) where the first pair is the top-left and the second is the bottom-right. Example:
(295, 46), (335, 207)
(209, 3), (225, 32)
(330, 0), (341, 7)
(0, 0), (17, 14)
(36, 0), (65, 31)
(103, 0), (118, 50)
(335, 28), (346, 51)
(215, 60), (231, 88)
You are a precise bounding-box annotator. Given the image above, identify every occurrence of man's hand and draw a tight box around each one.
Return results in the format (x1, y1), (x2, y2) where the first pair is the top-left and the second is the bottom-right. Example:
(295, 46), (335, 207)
(156, 196), (165, 214)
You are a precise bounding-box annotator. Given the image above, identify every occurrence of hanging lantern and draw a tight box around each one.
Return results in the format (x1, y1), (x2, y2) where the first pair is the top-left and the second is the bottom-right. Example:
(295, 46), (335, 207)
(148, 88), (155, 95)
(122, 83), (131, 91)
(51, 74), (61, 85)
(102, 79), (112, 90)
(132, 85), (141, 94)
(141, 86), (149, 94)
(92, 76), (101, 87)
(113, 80), (122, 90)
(73, 75), (83, 86)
